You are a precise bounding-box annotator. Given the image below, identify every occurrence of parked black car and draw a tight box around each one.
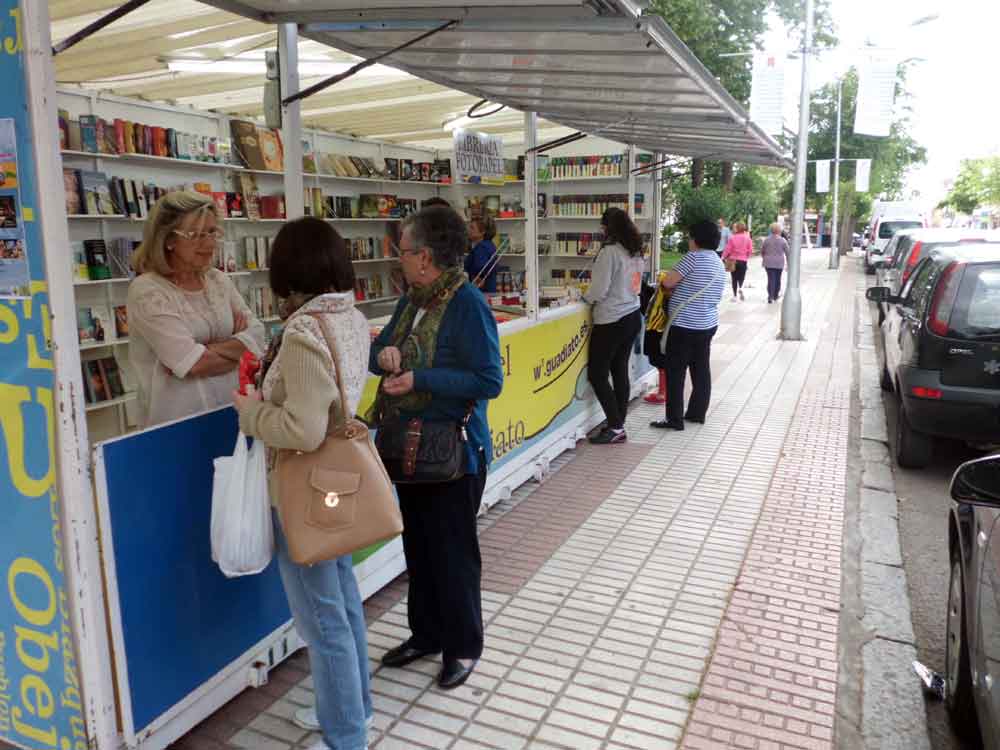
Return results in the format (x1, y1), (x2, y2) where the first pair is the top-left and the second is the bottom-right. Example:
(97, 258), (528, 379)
(866, 243), (1000, 467)
(946, 453), (1000, 745)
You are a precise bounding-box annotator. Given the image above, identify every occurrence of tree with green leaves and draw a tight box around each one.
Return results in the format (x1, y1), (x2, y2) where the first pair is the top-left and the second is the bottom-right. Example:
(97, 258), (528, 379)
(938, 157), (1000, 214)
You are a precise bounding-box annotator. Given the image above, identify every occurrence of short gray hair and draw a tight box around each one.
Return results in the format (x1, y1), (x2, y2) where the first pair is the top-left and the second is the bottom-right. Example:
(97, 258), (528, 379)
(402, 206), (468, 270)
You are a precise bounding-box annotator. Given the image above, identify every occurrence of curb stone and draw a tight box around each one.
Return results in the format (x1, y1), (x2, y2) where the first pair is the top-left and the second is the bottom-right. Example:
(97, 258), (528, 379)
(853, 287), (931, 750)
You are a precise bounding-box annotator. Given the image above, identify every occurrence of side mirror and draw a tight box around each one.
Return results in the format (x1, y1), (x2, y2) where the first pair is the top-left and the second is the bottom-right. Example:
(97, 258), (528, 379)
(951, 456), (1000, 507)
(866, 287), (891, 303)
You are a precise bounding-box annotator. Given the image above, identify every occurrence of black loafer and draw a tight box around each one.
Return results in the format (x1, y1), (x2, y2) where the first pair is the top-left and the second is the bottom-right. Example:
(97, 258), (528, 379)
(650, 420), (685, 431)
(438, 659), (477, 690)
(381, 641), (440, 668)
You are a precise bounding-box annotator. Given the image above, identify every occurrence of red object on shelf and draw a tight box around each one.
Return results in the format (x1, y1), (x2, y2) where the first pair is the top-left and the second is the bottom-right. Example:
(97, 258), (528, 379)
(238, 352), (260, 395)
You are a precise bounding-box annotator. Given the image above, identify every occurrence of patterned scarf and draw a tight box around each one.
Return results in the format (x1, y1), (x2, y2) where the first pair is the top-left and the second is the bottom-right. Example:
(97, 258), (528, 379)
(366, 266), (467, 422)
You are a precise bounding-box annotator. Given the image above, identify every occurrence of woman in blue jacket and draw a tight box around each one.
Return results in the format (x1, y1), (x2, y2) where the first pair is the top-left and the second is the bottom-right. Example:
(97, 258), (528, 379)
(464, 214), (499, 293)
(369, 206), (503, 690)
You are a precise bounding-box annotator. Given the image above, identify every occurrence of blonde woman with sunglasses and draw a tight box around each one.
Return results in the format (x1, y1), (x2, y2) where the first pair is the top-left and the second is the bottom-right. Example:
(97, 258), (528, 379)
(127, 191), (265, 428)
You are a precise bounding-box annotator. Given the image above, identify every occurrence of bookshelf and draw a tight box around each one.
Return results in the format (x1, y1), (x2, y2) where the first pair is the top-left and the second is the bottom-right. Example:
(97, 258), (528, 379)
(85, 393), (136, 413)
(79, 338), (129, 351)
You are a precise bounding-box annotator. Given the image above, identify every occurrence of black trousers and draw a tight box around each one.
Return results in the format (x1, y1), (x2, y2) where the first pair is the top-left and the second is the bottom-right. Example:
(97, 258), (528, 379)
(588, 309), (642, 430)
(396, 468), (486, 661)
(766, 268), (783, 301)
(731, 261), (748, 295)
(665, 325), (717, 424)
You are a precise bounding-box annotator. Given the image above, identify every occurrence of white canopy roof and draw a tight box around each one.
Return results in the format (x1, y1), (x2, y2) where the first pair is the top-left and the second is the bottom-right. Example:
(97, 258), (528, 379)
(51, 0), (790, 166)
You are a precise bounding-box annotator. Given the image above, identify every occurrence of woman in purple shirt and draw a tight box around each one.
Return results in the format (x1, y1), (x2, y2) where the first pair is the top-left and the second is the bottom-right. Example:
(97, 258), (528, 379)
(761, 223), (789, 304)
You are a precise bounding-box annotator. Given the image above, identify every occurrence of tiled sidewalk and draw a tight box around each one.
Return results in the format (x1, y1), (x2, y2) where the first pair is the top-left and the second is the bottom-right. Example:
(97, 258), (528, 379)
(173, 251), (853, 750)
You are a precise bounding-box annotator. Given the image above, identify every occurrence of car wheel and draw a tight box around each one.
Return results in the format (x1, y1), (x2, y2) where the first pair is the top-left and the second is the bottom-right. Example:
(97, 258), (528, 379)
(895, 390), (933, 468)
(945, 554), (978, 737)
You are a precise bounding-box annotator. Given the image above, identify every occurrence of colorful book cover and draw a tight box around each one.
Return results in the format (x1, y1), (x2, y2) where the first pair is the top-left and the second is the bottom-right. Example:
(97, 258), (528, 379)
(113, 119), (126, 155)
(230, 120), (266, 170)
(79, 115), (99, 153)
(67, 120), (82, 152)
(400, 159), (414, 181)
(84, 359), (109, 401)
(99, 357), (126, 398)
(58, 109), (69, 150)
(238, 174), (260, 220)
(259, 195), (284, 220)
(383, 158), (399, 181)
(63, 168), (82, 215)
(358, 194), (380, 218)
(78, 170), (106, 215)
(84, 240), (111, 280)
(226, 192), (244, 218)
(258, 128), (284, 171)
(113, 307), (129, 339)
(211, 192), (229, 217)
(70, 242), (89, 282)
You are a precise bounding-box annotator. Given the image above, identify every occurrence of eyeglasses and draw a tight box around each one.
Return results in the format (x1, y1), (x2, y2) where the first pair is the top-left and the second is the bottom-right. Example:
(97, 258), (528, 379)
(173, 228), (224, 243)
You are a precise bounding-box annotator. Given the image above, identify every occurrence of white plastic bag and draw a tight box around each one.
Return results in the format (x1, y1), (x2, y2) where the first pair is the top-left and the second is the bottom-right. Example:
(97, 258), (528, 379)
(210, 431), (273, 577)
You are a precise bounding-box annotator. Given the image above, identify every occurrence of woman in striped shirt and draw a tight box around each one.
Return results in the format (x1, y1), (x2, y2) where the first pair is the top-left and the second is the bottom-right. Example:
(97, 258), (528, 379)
(651, 219), (726, 430)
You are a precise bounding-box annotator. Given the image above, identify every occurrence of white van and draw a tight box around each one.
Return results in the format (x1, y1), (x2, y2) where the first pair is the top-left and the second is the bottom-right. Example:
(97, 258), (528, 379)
(863, 205), (926, 274)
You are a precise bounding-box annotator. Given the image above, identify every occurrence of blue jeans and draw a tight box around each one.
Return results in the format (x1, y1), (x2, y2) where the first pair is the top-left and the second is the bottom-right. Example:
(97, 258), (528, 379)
(272, 513), (372, 750)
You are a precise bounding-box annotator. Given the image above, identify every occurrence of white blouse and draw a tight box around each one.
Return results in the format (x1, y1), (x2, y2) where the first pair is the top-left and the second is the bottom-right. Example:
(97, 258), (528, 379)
(127, 268), (265, 428)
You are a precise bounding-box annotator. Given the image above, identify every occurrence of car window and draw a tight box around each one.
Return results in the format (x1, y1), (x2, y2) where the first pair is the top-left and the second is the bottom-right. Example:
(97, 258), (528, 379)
(950, 265), (1000, 339)
(903, 259), (937, 313)
(891, 236), (913, 267)
(879, 220), (922, 239)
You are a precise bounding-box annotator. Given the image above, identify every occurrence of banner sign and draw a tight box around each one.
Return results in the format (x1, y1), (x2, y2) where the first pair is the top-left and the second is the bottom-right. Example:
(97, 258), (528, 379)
(749, 52), (785, 136)
(854, 56), (896, 137)
(815, 159), (831, 193)
(453, 129), (504, 185)
(0, 1), (88, 749)
(855, 158), (872, 192)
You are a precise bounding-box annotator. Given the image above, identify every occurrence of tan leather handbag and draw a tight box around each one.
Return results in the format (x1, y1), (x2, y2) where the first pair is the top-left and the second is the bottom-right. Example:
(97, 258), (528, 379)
(275, 313), (402, 566)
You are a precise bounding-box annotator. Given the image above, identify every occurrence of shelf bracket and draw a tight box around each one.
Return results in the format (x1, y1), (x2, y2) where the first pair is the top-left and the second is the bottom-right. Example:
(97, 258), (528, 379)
(281, 19), (458, 107)
(52, 0), (153, 56)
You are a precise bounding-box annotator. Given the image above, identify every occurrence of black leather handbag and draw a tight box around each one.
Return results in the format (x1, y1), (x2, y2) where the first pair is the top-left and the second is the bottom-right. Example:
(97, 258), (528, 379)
(374, 405), (475, 485)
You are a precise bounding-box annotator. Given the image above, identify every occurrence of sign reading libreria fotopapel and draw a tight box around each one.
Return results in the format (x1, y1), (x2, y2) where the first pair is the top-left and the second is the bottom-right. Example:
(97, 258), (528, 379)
(0, 2), (89, 749)
(453, 129), (504, 185)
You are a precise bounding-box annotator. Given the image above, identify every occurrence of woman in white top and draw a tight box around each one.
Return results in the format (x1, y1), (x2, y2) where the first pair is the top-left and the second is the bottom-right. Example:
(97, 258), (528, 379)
(127, 191), (265, 428)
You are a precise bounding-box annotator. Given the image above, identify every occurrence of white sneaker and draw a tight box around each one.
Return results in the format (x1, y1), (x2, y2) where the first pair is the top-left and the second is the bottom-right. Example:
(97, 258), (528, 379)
(294, 707), (374, 732)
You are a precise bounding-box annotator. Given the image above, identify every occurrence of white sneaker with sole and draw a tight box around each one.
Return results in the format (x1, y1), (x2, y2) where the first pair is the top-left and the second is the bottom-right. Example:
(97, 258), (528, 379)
(294, 707), (374, 732)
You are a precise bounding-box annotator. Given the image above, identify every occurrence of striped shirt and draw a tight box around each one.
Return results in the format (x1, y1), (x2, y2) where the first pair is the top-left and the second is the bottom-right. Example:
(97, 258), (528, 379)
(669, 250), (726, 330)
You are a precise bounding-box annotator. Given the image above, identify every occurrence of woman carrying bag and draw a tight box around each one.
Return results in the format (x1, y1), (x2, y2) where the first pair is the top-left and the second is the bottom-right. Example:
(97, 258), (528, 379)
(368, 206), (504, 690)
(233, 217), (395, 750)
(641, 273), (670, 404)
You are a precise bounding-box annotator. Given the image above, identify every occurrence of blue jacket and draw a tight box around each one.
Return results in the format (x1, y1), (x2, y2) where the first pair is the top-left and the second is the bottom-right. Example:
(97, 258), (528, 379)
(370, 281), (503, 475)
(464, 239), (499, 293)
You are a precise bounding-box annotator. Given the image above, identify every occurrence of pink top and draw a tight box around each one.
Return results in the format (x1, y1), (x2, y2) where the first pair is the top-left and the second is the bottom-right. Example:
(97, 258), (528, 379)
(722, 232), (753, 262)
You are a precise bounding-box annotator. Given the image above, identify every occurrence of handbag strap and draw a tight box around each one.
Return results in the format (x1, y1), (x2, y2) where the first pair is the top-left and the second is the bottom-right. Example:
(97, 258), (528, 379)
(659, 263), (725, 352)
(301, 311), (350, 436)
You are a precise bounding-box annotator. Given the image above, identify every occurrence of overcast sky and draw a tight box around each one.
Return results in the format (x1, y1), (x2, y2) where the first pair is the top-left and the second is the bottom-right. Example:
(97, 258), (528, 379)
(765, 0), (1000, 209)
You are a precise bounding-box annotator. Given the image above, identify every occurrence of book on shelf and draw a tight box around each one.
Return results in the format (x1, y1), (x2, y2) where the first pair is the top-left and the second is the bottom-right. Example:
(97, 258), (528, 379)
(192, 182), (213, 196)
(83, 239), (112, 280)
(258, 128), (284, 171)
(302, 140), (317, 174)
(230, 120), (267, 170)
(400, 159), (414, 181)
(211, 192), (229, 217)
(483, 195), (501, 217)
(238, 173), (260, 220)
(77, 305), (114, 344)
(226, 191), (244, 219)
(78, 116), (99, 153)
(81, 360), (108, 404)
(63, 168), (82, 215)
(70, 242), (89, 282)
(431, 159), (452, 184)
(259, 195), (284, 220)
(67, 120), (83, 152)
(358, 194), (380, 219)
(58, 109), (69, 150)
(99, 357), (126, 398)
(504, 159), (521, 183)
(418, 162), (432, 182)
(113, 306), (129, 339)
(382, 158), (399, 181)
(107, 238), (137, 279)
(397, 198), (418, 218)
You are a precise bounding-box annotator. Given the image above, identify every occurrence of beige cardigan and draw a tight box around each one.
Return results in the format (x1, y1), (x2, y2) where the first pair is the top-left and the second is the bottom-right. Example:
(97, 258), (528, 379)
(237, 293), (370, 505)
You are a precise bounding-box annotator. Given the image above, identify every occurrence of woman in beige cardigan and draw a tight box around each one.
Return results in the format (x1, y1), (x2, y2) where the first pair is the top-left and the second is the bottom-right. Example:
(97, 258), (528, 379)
(233, 217), (372, 750)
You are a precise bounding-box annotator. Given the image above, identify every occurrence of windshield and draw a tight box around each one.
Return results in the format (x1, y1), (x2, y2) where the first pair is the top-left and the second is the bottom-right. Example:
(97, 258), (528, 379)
(879, 220), (922, 239)
(950, 265), (1000, 339)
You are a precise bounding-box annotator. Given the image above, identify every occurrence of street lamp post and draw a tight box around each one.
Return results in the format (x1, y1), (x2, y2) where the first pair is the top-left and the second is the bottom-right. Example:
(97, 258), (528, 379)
(781, 0), (813, 341)
(829, 78), (842, 270)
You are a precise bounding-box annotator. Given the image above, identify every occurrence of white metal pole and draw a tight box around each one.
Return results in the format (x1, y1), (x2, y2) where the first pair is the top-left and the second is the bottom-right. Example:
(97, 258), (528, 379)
(279, 23), (304, 219)
(627, 144), (637, 220)
(524, 112), (539, 319)
(781, 0), (813, 341)
(829, 78), (842, 270)
(22, 2), (119, 746)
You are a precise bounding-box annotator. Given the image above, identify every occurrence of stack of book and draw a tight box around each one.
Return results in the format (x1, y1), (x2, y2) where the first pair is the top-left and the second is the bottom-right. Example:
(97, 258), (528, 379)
(77, 304), (124, 344)
(59, 109), (235, 164)
(354, 275), (386, 301)
(247, 286), (276, 319)
(72, 238), (137, 281)
(347, 236), (398, 261)
(549, 193), (644, 217)
(549, 155), (626, 180)
(80, 356), (127, 405)
(230, 120), (284, 172)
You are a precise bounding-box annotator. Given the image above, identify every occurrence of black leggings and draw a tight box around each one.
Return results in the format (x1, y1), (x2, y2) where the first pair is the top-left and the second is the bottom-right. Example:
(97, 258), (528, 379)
(731, 261), (748, 295)
(588, 309), (642, 430)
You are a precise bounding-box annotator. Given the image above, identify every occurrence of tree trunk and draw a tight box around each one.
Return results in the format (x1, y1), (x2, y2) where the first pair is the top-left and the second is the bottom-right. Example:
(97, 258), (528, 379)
(721, 162), (734, 192)
(691, 158), (704, 188)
